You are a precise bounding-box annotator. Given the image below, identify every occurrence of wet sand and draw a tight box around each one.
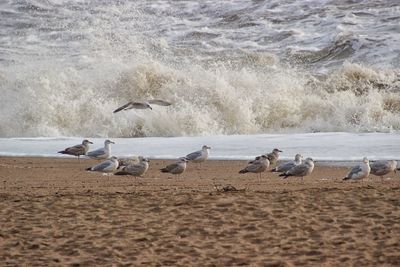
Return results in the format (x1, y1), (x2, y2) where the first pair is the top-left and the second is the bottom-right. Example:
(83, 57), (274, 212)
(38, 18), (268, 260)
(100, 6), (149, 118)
(1, 157), (400, 266)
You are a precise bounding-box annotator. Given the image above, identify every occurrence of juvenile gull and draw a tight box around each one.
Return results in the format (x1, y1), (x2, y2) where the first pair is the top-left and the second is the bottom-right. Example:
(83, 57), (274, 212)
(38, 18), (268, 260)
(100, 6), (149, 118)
(86, 156), (119, 173)
(343, 157), (370, 181)
(239, 155), (270, 181)
(86, 139), (115, 160)
(113, 99), (172, 113)
(58, 139), (93, 160)
(370, 160), (397, 182)
(160, 158), (188, 178)
(271, 154), (302, 173)
(115, 157), (150, 178)
(185, 145), (211, 167)
(267, 148), (283, 166)
(253, 148), (283, 166)
(279, 157), (314, 182)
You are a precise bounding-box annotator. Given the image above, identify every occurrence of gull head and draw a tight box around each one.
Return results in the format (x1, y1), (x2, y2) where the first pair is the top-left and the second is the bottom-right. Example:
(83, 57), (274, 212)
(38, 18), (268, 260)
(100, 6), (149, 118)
(295, 154), (303, 161)
(143, 102), (153, 110)
(109, 156), (118, 161)
(180, 157), (189, 162)
(105, 139), (115, 145)
(273, 148), (283, 153)
(389, 160), (397, 169)
(82, 139), (93, 145)
(305, 158), (314, 164)
(142, 157), (150, 163)
(202, 145), (211, 150)
(363, 157), (369, 164)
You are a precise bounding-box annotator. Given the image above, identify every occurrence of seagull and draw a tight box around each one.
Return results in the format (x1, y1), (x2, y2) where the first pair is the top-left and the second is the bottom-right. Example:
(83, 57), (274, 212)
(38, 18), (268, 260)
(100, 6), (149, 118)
(343, 157), (370, 182)
(279, 157), (315, 182)
(370, 160), (397, 182)
(113, 99), (172, 113)
(115, 157), (150, 178)
(239, 155), (270, 181)
(160, 158), (188, 178)
(86, 139), (115, 160)
(271, 154), (303, 173)
(253, 148), (283, 166)
(185, 145), (211, 168)
(58, 139), (93, 160)
(86, 156), (119, 173)
(118, 156), (140, 167)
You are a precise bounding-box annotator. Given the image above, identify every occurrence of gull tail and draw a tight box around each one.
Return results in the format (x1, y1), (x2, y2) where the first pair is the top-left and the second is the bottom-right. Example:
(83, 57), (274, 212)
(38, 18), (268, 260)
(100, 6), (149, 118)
(342, 176), (351, 181)
(160, 168), (169, 173)
(239, 169), (248, 174)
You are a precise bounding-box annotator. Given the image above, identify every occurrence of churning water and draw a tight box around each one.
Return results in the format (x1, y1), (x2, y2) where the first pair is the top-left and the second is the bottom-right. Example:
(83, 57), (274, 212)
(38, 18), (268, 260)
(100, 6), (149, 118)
(1, 0), (400, 138)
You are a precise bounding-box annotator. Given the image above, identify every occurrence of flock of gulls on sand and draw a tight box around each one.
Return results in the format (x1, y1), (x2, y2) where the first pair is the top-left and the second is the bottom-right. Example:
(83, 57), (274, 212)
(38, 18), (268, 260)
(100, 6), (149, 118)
(57, 99), (399, 182)
(58, 139), (398, 183)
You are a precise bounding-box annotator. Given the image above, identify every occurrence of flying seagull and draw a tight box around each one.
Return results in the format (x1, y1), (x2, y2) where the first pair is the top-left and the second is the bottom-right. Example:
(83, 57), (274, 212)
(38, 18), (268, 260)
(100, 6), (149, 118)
(113, 99), (172, 113)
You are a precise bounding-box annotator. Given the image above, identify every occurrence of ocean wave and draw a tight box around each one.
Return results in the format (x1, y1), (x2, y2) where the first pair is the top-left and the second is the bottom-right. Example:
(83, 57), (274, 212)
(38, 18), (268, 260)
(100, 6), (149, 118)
(0, 0), (399, 137)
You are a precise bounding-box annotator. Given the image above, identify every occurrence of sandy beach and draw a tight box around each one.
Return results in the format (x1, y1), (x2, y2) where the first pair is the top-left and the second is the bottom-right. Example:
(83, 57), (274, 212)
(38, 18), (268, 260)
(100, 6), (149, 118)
(1, 157), (400, 266)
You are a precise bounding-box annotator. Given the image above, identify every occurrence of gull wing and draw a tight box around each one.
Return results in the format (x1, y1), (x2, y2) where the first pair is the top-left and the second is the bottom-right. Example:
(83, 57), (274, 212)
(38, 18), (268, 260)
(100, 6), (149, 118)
(186, 150), (202, 161)
(147, 99), (172, 106)
(113, 102), (149, 113)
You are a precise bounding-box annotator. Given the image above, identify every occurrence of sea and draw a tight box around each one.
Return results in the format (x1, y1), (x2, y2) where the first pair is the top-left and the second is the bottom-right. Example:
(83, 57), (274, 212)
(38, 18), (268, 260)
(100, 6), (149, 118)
(0, 0), (399, 161)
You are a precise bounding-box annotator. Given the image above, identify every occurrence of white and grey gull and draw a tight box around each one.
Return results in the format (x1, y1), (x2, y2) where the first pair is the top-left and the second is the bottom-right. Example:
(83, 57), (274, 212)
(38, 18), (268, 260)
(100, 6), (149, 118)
(86, 139), (115, 160)
(86, 156), (119, 173)
(279, 157), (315, 182)
(343, 157), (370, 182)
(271, 154), (302, 173)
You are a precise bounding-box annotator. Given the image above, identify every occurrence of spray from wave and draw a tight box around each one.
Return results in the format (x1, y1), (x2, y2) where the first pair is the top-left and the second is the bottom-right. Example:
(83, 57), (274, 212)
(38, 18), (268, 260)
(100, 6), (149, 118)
(0, 0), (399, 137)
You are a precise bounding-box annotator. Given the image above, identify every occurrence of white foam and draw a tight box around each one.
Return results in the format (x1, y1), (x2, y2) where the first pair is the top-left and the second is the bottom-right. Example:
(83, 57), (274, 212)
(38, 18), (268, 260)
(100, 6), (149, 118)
(1, 132), (399, 162)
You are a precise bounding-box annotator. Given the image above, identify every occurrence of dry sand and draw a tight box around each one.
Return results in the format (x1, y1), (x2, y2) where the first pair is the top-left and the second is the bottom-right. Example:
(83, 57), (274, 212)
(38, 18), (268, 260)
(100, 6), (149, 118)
(0, 157), (400, 266)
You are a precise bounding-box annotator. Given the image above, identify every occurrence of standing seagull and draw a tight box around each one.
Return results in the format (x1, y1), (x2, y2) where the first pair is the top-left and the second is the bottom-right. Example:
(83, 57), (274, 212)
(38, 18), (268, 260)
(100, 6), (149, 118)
(271, 154), (303, 173)
(58, 139), (93, 160)
(185, 145), (211, 168)
(253, 148), (283, 166)
(86, 156), (119, 173)
(343, 157), (371, 182)
(86, 140), (115, 160)
(160, 158), (188, 178)
(370, 160), (397, 182)
(279, 157), (315, 182)
(239, 155), (270, 181)
(113, 99), (172, 113)
(267, 148), (283, 166)
(115, 157), (150, 178)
